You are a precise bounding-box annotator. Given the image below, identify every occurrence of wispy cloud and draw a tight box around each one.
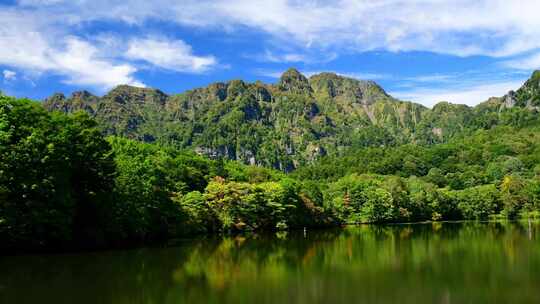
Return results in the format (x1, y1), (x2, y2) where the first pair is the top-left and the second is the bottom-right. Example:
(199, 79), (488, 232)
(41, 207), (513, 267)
(3, 70), (16, 81)
(390, 69), (533, 107)
(0, 9), (143, 90)
(255, 69), (389, 81)
(3, 0), (540, 97)
(126, 37), (217, 73)
(330, 72), (388, 81)
(0, 4), (219, 90)
(55, 37), (145, 88)
(403, 74), (454, 83)
(501, 52), (540, 70)
(246, 49), (338, 64)
(254, 68), (528, 107)
(253, 69), (285, 79)
(254, 50), (307, 63)
(391, 80), (525, 107)
(171, 0), (540, 58)
(13, 0), (540, 58)
(303, 71), (389, 81)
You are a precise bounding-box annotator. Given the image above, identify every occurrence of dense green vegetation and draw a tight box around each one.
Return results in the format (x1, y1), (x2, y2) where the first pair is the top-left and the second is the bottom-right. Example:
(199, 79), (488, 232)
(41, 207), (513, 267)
(0, 96), (116, 249)
(1, 95), (327, 250)
(2, 70), (540, 251)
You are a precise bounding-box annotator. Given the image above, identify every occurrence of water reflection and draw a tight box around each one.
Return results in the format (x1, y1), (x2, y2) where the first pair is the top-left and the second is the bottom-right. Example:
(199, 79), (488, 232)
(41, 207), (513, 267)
(1, 221), (540, 303)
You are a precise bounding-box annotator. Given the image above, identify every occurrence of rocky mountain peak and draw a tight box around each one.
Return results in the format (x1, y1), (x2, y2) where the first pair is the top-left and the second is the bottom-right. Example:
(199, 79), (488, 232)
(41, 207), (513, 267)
(71, 90), (98, 104)
(515, 70), (540, 108)
(71, 90), (94, 99)
(104, 85), (168, 105)
(43, 91), (96, 114)
(278, 68), (312, 94)
(309, 72), (389, 105)
(45, 92), (66, 103)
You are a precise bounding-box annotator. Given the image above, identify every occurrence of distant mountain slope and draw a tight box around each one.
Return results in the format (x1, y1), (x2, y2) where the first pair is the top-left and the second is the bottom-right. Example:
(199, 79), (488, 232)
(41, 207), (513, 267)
(43, 69), (540, 170)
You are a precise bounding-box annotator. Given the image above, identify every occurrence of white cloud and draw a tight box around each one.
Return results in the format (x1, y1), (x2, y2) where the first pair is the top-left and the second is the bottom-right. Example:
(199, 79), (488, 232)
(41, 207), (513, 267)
(0, 9), (143, 90)
(404, 74), (454, 83)
(17, 0), (64, 5)
(1, 0), (536, 60)
(0, 5), (219, 90)
(27, 0), (540, 58)
(302, 70), (388, 81)
(125, 37), (217, 73)
(0, 10), (53, 71)
(52, 37), (144, 88)
(331, 72), (387, 81)
(254, 69), (388, 81)
(3, 70), (16, 81)
(4, 0), (540, 97)
(391, 80), (525, 107)
(247, 49), (338, 65)
(502, 52), (540, 70)
(257, 50), (306, 63)
(253, 69), (284, 79)
(254, 68), (526, 107)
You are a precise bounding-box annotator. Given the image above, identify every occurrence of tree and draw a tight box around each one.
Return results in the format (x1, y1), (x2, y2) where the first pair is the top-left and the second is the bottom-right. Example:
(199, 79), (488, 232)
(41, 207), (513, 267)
(0, 96), (115, 249)
(425, 168), (446, 187)
(453, 184), (501, 219)
(500, 175), (530, 217)
(359, 188), (395, 223)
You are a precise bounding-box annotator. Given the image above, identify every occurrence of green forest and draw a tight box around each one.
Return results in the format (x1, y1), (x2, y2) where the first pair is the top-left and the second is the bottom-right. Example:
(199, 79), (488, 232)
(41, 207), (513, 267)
(2, 69), (540, 251)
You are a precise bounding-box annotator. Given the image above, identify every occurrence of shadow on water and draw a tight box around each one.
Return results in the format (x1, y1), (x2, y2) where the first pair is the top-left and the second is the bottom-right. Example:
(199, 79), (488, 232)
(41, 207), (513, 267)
(1, 221), (540, 304)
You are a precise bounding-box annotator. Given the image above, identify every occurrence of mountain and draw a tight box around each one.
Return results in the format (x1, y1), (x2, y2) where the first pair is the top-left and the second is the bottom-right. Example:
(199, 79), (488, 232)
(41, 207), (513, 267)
(478, 70), (540, 112)
(43, 68), (540, 170)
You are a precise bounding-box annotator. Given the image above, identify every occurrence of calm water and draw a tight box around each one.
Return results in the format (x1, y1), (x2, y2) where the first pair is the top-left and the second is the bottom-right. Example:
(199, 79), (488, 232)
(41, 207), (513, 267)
(2, 221), (540, 303)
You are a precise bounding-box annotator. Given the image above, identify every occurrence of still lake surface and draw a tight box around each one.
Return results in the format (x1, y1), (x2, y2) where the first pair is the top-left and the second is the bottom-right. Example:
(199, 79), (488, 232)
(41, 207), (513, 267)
(1, 221), (540, 303)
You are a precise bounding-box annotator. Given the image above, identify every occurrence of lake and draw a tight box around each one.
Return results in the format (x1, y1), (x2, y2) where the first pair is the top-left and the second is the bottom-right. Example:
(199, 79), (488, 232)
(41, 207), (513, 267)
(1, 221), (540, 303)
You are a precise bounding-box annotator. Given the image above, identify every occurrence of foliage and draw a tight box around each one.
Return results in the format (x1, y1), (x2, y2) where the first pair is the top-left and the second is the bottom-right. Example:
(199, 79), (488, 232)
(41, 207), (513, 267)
(0, 95), (115, 249)
(3, 70), (540, 251)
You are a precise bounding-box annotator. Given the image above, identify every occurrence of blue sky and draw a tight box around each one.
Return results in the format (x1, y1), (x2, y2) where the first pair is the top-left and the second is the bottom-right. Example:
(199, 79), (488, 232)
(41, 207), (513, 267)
(1, 1), (540, 107)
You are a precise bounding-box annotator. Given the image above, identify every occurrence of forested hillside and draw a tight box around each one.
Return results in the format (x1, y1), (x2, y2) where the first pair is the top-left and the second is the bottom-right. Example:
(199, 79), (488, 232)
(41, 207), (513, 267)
(1, 70), (540, 251)
(43, 69), (540, 171)
(42, 69), (425, 170)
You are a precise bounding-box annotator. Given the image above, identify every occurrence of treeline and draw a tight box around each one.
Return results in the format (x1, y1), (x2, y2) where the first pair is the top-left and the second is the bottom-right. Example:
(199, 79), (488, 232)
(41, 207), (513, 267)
(1, 95), (540, 251)
(325, 173), (540, 223)
(294, 124), (540, 186)
(295, 119), (540, 222)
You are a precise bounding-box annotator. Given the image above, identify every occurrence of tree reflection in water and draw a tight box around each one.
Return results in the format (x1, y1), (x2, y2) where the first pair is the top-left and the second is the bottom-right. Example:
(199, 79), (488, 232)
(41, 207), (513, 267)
(1, 221), (539, 304)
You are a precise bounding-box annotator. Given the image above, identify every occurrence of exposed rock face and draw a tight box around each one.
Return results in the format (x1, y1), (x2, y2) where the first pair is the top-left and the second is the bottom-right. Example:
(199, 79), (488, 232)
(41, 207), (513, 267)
(43, 91), (98, 114)
(207, 82), (228, 101)
(477, 70), (540, 112)
(43, 93), (67, 109)
(516, 70), (540, 108)
(72, 90), (99, 104)
(503, 91), (516, 109)
(252, 83), (272, 102)
(226, 80), (248, 100)
(432, 127), (443, 138)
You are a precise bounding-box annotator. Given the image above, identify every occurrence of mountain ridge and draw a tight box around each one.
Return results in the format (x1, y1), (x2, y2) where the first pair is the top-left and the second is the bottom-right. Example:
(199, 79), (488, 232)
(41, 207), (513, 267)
(43, 68), (540, 170)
